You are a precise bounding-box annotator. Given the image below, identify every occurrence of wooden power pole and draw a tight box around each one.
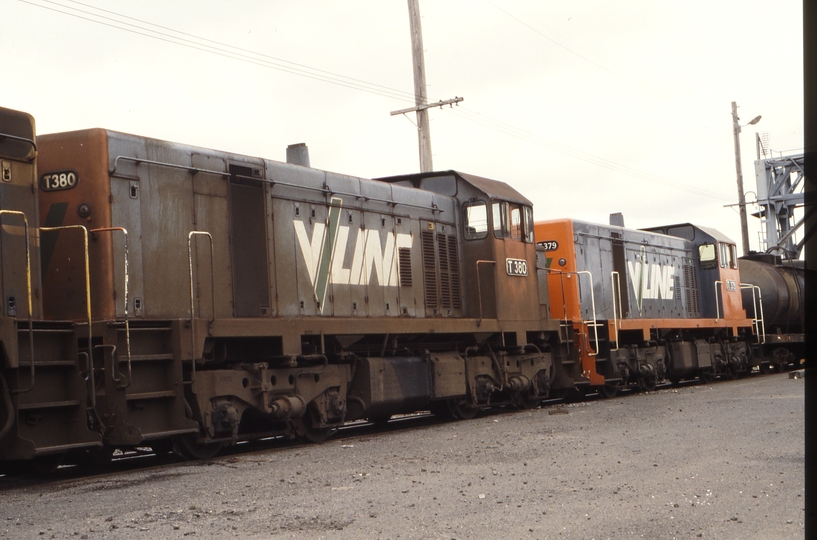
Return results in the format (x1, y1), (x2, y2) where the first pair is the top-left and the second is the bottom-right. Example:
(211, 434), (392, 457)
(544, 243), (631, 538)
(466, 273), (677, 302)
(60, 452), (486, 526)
(407, 0), (433, 172)
(731, 101), (761, 256)
(394, 0), (463, 172)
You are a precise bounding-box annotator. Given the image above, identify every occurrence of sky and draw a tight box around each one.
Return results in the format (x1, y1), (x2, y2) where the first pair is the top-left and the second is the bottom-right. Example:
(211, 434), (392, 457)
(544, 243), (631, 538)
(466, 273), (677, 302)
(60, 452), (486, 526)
(2, 0), (804, 254)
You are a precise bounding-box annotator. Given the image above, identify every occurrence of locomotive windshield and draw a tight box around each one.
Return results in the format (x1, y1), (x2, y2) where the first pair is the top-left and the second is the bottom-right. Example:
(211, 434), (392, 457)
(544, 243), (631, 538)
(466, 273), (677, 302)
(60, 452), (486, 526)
(492, 201), (533, 242)
(699, 243), (717, 268)
(719, 243), (738, 269)
(463, 201), (488, 239)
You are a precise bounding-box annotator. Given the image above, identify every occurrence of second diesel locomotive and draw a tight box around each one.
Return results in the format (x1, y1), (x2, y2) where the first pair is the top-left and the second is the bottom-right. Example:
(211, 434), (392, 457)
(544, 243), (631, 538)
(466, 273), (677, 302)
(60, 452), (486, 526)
(532, 217), (798, 397)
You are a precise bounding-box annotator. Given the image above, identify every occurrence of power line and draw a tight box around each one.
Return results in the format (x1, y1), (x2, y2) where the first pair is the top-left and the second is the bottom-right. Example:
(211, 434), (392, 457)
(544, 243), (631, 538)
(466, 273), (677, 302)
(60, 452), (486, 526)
(18, 0), (733, 201)
(20, 0), (420, 103)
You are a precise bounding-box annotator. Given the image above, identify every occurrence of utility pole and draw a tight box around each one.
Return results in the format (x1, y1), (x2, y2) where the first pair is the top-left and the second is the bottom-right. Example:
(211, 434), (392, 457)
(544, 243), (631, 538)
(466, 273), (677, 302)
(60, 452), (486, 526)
(395, 0), (462, 172)
(731, 101), (761, 256)
(407, 0), (432, 172)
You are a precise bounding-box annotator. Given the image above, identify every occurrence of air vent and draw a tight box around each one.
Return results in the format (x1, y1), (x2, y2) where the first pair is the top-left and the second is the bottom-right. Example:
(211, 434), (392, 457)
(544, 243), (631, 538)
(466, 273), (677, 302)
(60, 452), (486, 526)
(229, 164), (264, 187)
(683, 260), (700, 317)
(421, 230), (438, 309)
(447, 235), (462, 309)
(398, 247), (413, 287)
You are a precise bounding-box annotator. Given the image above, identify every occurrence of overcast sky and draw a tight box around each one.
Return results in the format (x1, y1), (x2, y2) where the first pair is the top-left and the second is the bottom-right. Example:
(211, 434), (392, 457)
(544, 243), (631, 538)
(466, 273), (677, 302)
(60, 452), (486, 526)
(3, 0), (804, 252)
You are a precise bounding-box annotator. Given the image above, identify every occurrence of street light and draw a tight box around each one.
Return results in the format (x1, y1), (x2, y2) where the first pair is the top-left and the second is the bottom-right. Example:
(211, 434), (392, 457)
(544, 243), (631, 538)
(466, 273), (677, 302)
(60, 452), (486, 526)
(731, 102), (761, 256)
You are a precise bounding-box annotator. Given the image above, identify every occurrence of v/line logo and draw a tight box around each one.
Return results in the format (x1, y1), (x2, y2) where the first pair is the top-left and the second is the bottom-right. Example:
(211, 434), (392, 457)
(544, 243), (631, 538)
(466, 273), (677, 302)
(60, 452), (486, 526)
(294, 198), (412, 311)
(627, 246), (675, 311)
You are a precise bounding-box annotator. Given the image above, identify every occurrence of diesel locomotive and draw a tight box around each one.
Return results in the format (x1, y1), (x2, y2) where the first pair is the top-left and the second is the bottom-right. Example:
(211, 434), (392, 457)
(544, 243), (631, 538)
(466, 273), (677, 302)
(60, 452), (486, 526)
(2, 106), (577, 466)
(533, 219), (759, 397)
(0, 105), (803, 470)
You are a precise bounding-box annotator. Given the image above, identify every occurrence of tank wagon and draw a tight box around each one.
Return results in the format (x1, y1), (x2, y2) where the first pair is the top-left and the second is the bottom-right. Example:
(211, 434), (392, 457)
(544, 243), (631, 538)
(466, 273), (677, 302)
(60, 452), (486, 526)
(737, 254), (803, 371)
(534, 218), (757, 397)
(29, 129), (572, 460)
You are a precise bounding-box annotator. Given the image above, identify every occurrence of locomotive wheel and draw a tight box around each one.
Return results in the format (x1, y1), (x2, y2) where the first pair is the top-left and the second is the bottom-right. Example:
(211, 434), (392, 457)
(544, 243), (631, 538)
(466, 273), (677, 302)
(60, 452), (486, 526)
(639, 375), (657, 392)
(516, 394), (541, 410)
(599, 384), (618, 399)
(726, 364), (740, 380)
(449, 398), (478, 420)
(699, 371), (714, 384)
(173, 435), (224, 460)
(293, 418), (336, 443)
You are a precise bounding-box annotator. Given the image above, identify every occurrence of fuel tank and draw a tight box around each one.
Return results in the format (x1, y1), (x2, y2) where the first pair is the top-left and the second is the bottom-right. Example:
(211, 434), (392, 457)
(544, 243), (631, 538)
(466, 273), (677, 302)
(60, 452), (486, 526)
(738, 255), (804, 332)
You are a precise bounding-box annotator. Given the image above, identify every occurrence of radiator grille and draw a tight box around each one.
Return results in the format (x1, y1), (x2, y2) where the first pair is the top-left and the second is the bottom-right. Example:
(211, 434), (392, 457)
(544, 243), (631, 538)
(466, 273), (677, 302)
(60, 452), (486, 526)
(447, 235), (462, 309)
(229, 164), (264, 187)
(398, 247), (413, 287)
(683, 261), (700, 317)
(421, 231), (438, 309)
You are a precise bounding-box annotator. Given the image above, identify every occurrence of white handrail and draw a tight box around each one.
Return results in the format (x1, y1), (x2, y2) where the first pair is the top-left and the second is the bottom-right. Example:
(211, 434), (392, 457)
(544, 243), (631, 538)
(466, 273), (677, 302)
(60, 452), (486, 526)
(610, 271), (622, 351)
(740, 282), (765, 344)
(714, 280), (722, 321)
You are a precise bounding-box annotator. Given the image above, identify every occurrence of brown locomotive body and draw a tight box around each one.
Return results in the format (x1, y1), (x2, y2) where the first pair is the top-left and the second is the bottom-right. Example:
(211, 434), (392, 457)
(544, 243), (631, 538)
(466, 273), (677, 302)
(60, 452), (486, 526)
(30, 128), (569, 457)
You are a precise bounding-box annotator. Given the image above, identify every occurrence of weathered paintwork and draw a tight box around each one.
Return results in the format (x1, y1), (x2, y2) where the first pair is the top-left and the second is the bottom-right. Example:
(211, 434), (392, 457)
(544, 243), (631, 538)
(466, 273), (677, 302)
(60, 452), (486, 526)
(29, 128), (564, 454)
(535, 218), (755, 390)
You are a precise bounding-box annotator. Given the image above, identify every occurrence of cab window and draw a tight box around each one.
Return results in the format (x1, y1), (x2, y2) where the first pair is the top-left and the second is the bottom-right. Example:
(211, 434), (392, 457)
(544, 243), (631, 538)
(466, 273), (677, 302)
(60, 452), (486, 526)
(698, 243), (717, 269)
(492, 202), (508, 239)
(492, 201), (533, 242)
(719, 243), (737, 269)
(463, 201), (488, 240)
(523, 206), (534, 243)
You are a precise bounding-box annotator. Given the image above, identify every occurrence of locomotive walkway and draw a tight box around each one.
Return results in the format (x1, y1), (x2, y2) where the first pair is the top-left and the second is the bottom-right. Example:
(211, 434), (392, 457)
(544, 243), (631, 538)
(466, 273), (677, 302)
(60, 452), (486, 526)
(0, 373), (805, 539)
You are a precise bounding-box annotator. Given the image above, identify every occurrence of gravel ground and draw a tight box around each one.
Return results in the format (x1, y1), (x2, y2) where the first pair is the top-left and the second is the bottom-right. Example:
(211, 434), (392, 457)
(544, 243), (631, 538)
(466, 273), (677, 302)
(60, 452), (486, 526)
(0, 372), (804, 539)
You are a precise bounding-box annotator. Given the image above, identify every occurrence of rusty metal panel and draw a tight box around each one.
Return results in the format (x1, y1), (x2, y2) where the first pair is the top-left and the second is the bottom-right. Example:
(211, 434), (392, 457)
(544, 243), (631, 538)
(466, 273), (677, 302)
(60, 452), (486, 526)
(694, 339), (712, 368)
(38, 129), (115, 321)
(137, 145), (194, 318)
(229, 176), (270, 317)
(430, 353), (466, 398)
(110, 177), (143, 319)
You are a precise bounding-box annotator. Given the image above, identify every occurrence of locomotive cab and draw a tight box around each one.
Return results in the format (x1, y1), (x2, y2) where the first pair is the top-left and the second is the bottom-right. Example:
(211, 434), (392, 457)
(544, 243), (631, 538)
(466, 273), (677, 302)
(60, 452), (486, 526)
(643, 224), (746, 322)
(380, 171), (540, 326)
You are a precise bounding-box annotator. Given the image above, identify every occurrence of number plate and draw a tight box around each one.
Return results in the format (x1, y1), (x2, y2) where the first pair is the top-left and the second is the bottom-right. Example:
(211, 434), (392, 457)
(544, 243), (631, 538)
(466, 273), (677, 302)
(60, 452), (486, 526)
(538, 240), (559, 251)
(40, 170), (79, 191)
(505, 258), (528, 276)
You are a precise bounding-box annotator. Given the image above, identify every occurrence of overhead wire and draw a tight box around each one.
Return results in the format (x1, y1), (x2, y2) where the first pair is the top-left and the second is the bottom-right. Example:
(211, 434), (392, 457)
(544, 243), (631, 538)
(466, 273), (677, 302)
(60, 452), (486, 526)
(20, 0), (419, 103)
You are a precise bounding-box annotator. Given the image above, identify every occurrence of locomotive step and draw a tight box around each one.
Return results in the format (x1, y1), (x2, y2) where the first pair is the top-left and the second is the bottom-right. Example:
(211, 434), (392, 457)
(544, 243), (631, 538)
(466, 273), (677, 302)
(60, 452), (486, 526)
(125, 390), (178, 401)
(17, 399), (82, 410)
(127, 353), (175, 362)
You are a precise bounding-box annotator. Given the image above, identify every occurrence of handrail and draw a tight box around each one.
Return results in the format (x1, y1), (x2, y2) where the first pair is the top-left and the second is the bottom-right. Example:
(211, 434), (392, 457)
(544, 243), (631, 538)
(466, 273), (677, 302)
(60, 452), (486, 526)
(187, 231), (216, 384)
(740, 283), (765, 344)
(0, 211), (34, 393)
(110, 155), (442, 213)
(544, 268), (571, 341)
(90, 227), (131, 388)
(545, 268), (599, 356)
(40, 225), (93, 401)
(610, 271), (623, 351)
(714, 280), (722, 321)
(94, 344), (120, 383)
(575, 270), (599, 356)
(475, 260), (497, 326)
(0, 132), (38, 154)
